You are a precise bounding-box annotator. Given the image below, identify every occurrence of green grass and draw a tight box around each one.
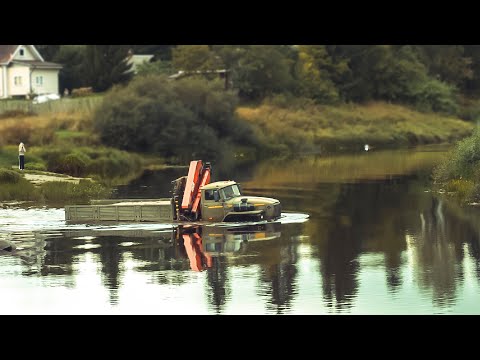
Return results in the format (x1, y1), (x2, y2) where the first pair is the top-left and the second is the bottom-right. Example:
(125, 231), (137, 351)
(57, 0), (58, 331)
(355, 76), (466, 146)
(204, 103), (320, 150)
(0, 169), (41, 201)
(0, 145), (46, 170)
(0, 167), (110, 203)
(40, 180), (110, 204)
(432, 127), (480, 203)
(0, 96), (104, 115)
(0, 147), (19, 168)
(55, 130), (90, 140)
(444, 179), (476, 202)
(237, 100), (475, 154)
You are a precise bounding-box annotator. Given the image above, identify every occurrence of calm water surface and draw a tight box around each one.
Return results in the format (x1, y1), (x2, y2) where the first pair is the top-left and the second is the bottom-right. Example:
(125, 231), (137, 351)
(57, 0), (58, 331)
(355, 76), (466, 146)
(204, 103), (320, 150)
(2, 145), (480, 314)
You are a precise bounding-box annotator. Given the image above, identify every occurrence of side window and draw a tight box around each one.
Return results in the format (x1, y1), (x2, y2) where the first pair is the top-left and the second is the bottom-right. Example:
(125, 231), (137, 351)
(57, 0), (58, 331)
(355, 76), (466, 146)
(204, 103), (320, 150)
(204, 190), (214, 201)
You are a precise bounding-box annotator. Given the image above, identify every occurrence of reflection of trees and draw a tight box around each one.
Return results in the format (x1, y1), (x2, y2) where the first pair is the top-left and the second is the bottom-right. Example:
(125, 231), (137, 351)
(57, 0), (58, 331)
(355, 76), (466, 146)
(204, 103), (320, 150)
(319, 222), (360, 311)
(13, 221), (300, 312)
(129, 233), (191, 285)
(205, 256), (230, 314)
(406, 195), (480, 308)
(310, 177), (422, 310)
(468, 231), (480, 282)
(96, 237), (124, 305)
(440, 200), (480, 287)
(41, 234), (75, 287)
(256, 234), (298, 314)
(267, 246), (297, 314)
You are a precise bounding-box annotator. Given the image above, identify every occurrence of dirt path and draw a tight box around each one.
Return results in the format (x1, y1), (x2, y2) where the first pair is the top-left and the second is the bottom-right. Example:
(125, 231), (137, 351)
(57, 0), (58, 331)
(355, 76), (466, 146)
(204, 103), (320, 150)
(23, 173), (87, 186)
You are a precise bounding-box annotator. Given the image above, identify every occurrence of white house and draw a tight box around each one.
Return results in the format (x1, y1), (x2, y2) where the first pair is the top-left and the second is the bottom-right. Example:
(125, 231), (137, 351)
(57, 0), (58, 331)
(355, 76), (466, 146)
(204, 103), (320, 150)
(0, 45), (62, 99)
(126, 51), (154, 74)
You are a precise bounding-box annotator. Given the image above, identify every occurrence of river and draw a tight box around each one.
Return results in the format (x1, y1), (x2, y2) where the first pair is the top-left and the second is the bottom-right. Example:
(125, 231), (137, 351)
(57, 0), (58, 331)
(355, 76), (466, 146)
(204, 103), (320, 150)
(1, 145), (480, 314)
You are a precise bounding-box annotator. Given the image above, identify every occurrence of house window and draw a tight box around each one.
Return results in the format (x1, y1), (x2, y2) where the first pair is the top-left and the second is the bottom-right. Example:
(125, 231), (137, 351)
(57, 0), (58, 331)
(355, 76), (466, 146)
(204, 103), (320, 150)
(19, 48), (25, 56)
(36, 76), (43, 86)
(14, 76), (22, 86)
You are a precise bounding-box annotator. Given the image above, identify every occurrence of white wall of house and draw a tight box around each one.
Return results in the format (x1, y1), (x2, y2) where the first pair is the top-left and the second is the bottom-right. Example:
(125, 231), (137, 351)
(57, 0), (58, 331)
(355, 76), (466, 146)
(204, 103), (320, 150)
(31, 69), (60, 95)
(13, 46), (38, 61)
(7, 64), (31, 96)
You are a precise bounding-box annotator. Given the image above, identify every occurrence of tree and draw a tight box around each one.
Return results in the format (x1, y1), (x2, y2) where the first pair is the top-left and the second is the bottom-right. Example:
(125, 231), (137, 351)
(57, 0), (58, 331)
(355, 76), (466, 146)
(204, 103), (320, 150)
(52, 45), (87, 92)
(35, 45), (60, 61)
(84, 45), (133, 92)
(372, 45), (429, 102)
(463, 45), (480, 95)
(231, 45), (294, 100)
(172, 45), (222, 72)
(93, 76), (256, 162)
(136, 60), (173, 77)
(328, 45), (434, 103)
(414, 45), (473, 88)
(328, 45), (390, 101)
(294, 45), (344, 103)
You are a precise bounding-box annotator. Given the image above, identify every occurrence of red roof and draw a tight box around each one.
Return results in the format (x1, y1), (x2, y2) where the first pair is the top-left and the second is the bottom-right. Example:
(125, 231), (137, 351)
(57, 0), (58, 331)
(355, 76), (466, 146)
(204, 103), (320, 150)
(0, 45), (19, 63)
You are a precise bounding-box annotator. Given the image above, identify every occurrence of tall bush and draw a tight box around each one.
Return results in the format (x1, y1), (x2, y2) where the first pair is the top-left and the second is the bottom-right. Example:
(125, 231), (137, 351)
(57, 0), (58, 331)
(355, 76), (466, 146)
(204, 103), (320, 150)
(93, 75), (257, 162)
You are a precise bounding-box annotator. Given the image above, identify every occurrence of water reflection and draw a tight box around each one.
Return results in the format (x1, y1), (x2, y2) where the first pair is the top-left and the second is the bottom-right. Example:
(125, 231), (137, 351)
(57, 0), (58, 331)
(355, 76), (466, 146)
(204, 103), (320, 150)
(0, 222), (285, 311)
(257, 240), (298, 314)
(406, 195), (480, 309)
(3, 147), (480, 314)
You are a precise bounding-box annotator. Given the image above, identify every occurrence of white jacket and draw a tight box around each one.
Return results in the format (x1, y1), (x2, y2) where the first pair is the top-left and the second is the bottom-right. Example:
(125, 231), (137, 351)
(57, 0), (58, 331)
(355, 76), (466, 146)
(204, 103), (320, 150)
(19, 143), (26, 155)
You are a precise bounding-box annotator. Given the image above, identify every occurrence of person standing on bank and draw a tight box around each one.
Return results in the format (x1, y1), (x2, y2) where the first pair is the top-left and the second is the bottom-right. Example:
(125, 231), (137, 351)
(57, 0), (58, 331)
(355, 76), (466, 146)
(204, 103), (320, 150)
(18, 142), (26, 170)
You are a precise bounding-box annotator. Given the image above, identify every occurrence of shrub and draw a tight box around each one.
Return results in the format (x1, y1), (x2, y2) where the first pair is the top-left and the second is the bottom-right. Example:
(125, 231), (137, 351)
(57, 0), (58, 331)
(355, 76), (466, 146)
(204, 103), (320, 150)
(48, 152), (90, 177)
(0, 171), (40, 201)
(94, 75), (257, 162)
(0, 168), (21, 184)
(411, 78), (459, 115)
(26, 162), (47, 171)
(444, 179), (475, 202)
(36, 146), (143, 179)
(71, 87), (93, 98)
(87, 153), (140, 178)
(433, 127), (480, 182)
(40, 180), (110, 203)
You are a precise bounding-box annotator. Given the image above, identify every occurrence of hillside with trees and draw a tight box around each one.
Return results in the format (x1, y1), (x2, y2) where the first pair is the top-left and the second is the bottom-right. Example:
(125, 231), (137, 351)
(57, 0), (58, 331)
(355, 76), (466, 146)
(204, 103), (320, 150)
(34, 45), (480, 109)
(14, 45), (480, 160)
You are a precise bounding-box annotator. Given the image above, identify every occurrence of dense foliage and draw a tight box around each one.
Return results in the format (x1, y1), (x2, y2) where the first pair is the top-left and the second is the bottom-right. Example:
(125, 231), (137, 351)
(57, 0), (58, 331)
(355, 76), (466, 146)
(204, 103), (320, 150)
(433, 128), (480, 202)
(35, 45), (480, 117)
(93, 76), (257, 162)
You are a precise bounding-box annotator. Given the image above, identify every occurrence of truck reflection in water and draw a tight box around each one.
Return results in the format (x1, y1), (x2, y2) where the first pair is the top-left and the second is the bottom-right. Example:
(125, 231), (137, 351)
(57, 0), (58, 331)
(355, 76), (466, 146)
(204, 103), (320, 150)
(177, 223), (282, 271)
(1, 222), (282, 274)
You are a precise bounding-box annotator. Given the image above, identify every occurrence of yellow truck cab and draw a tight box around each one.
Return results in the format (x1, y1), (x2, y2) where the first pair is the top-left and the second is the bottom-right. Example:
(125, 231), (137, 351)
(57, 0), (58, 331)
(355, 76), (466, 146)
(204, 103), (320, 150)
(200, 181), (281, 222)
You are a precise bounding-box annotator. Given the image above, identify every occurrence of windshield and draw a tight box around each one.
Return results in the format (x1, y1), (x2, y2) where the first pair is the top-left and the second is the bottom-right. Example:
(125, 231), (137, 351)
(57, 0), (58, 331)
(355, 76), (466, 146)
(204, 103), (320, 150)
(219, 184), (242, 200)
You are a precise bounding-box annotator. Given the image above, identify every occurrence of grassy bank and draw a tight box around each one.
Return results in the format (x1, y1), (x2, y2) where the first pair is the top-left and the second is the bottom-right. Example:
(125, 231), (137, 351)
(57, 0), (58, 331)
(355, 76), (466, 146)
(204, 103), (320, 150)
(433, 128), (480, 203)
(1, 94), (478, 203)
(0, 168), (109, 203)
(237, 100), (475, 154)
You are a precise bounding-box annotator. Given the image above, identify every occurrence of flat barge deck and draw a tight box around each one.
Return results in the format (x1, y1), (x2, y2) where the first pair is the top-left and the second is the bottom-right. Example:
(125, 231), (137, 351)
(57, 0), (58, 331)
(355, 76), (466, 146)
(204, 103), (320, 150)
(65, 199), (175, 222)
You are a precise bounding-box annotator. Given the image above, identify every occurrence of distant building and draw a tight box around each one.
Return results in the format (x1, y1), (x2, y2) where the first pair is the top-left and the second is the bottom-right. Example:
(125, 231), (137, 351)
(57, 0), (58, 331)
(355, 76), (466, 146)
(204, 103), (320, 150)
(169, 69), (232, 89)
(0, 45), (62, 99)
(126, 50), (155, 74)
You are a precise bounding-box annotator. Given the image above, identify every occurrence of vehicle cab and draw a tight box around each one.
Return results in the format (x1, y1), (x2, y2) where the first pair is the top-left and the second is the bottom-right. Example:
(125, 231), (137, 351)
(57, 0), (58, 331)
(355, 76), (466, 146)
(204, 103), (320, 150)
(201, 181), (281, 222)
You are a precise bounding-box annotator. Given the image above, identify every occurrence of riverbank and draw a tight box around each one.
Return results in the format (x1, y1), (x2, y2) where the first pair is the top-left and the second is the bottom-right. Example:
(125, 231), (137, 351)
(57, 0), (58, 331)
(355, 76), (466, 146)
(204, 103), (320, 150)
(2, 98), (476, 159)
(237, 101), (475, 154)
(1, 97), (477, 204)
(432, 127), (480, 204)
